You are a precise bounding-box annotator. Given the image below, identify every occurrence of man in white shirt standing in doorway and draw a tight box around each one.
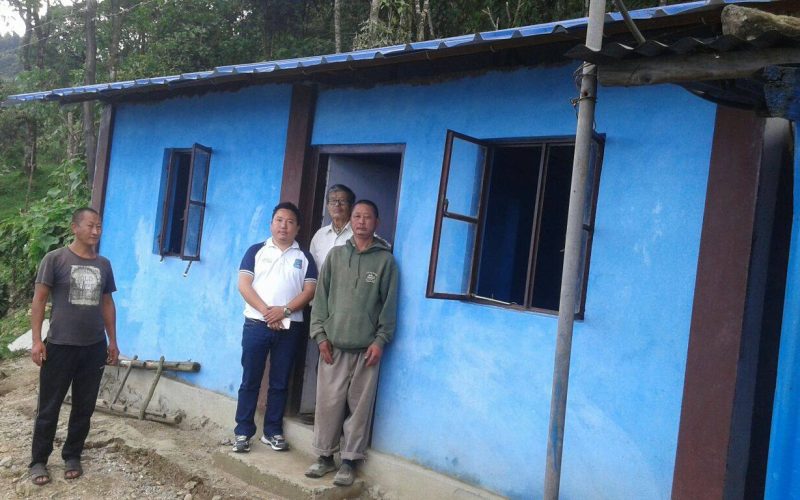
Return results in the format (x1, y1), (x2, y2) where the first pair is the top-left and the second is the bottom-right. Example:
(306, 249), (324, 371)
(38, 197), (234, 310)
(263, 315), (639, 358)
(309, 184), (356, 271)
(300, 185), (356, 420)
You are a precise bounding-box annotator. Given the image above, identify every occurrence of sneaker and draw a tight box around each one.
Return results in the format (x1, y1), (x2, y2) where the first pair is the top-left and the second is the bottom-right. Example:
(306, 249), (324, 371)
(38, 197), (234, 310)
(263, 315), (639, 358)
(333, 462), (355, 486)
(232, 435), (250, 453)
(305, 456), (337, 478)
(260, 434), (289, 451)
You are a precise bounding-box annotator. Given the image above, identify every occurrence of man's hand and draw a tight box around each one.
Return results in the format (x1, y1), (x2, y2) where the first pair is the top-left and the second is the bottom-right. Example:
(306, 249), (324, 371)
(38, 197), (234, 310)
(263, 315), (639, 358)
(31, 340), (46, 367)
(107, 341), (120, 365)
(365, 343), (382, 367)
(263, 306), (285, 325)
(319, 340), (334, 365)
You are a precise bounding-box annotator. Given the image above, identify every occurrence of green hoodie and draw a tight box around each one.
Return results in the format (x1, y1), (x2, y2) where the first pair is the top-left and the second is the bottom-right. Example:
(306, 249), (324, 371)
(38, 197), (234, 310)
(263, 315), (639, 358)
(310, 237), (399, 350)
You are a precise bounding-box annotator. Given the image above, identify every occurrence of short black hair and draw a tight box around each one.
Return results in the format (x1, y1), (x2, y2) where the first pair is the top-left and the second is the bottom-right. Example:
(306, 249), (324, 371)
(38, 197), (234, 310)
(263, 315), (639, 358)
(352, 199), (379, 219)
(272, 201), (301, 223)
(72, 207), (99, 224)
(327, 184), (355, 205)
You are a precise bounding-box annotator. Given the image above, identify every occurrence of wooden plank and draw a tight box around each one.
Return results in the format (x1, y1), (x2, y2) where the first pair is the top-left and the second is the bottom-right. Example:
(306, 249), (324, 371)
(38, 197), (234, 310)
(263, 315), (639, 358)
(116, 359), (200, 372)
(599, 47), (800, 87)
(90, 104), (115, 215)
(672, 106), (765, 499)
(280, 84), (316, 211)
(66, 396), (182, 425)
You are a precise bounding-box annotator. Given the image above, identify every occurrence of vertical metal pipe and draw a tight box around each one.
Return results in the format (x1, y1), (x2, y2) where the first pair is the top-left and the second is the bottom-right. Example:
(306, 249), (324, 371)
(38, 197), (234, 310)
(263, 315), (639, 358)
(543, 1), (606, 498)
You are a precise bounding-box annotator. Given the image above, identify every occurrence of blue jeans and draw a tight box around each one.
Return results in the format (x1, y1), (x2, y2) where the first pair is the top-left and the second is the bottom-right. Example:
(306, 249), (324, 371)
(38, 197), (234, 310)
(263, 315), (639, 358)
(234, 319), (301, 438)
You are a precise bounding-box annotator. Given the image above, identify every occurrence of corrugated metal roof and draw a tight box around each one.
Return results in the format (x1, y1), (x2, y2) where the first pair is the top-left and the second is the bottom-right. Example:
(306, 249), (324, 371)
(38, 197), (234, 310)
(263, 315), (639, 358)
(566, 30), (800, 63)
(4, 0), (779, 104)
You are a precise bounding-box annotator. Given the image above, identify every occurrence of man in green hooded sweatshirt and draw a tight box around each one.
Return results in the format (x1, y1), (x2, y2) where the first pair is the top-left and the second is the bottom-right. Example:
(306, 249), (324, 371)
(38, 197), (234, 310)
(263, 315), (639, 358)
(305, 199), (399, 487)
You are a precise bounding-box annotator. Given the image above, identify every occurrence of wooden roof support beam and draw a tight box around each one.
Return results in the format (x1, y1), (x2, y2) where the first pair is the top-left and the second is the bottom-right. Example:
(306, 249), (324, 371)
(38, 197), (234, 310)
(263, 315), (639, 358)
(598, 47), (800, 87)
(722, 5), (800, 40)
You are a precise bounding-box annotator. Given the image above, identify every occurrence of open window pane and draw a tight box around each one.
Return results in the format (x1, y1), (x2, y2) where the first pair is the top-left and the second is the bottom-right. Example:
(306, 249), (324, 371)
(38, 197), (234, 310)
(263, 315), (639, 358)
(156, 144), (212, 260)
(445, 134), (487, 218)
(475, 145), (543, 305)
(189, 144), (211, 202)
(433, 217), (478, 296)
(161, 151), (191, 255)
(530, 144), (574, 311)
(427, 131), (602, 315)
(181, 203), (204, 260)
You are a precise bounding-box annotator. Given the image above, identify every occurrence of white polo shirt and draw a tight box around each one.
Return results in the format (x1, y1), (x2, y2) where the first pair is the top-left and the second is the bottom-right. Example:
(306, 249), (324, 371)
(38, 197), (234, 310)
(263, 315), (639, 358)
(239, 238), (317, 322)
(309, 222), (353, 271)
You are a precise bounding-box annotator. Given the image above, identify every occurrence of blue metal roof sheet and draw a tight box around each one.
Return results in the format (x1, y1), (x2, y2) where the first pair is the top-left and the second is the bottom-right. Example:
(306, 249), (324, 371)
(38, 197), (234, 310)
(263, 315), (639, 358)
(4, 0), (779, 104)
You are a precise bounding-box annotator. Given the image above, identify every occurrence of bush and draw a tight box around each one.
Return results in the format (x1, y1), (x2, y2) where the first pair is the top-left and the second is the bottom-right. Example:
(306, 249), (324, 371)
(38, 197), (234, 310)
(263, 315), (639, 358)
(0, 159), (90, 315)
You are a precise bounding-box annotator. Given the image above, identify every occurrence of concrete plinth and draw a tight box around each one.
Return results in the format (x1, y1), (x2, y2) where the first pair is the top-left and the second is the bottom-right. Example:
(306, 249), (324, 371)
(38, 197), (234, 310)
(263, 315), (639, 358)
(103, 362), (504, 499)
(213, 446), (365, 500)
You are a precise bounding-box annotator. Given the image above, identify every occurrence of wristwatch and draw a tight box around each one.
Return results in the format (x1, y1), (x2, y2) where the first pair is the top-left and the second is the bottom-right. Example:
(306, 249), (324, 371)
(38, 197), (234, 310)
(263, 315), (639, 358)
(283, 306), (292, 318)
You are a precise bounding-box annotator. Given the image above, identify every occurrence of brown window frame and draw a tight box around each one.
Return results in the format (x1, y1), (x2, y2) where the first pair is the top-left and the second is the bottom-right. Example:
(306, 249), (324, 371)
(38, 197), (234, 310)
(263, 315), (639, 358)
(426, 130), (604, 317)
(157, 143), (212, 261)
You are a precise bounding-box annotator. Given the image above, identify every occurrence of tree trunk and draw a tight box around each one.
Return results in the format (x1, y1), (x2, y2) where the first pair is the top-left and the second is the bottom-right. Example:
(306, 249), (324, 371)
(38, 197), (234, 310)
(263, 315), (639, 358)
(109, 0), (122, 81)
(65, 110), (81, 160)
(23, 118), (37, 202)
(334, 0), (342, 53)
(722, 5), (800, 40)
(84, 0), (98, 184)
(426, 0), (435, 39)
(8, 0), (33, 70)
(369, 0), (381, 37)
(32, 0), (49, 70)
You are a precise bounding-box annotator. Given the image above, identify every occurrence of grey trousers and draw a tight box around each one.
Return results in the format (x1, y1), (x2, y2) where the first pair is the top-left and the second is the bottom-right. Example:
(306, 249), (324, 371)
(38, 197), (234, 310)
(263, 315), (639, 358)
(312, 347), (380, 460)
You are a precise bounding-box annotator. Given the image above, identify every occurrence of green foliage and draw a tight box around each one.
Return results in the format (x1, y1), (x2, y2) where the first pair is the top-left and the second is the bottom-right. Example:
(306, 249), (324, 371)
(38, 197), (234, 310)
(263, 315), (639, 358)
(0, 159), (90, 316)
(0, 32), (21, 80)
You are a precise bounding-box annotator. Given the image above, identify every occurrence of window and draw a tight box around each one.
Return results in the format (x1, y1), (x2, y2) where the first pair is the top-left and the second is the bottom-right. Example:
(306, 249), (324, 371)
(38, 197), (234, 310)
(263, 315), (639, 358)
(156, 144), (212, 260)
(427, 130), (603, 316)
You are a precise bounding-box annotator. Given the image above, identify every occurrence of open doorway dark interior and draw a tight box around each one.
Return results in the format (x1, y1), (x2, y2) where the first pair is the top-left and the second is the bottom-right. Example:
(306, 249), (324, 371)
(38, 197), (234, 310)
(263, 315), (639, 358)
(316, 151), (402, 245)
(288, 144), (404, 419)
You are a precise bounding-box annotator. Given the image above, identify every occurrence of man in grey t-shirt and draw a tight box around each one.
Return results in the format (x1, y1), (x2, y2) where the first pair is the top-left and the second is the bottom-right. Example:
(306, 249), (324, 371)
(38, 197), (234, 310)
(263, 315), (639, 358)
(29, 207), (119, 487)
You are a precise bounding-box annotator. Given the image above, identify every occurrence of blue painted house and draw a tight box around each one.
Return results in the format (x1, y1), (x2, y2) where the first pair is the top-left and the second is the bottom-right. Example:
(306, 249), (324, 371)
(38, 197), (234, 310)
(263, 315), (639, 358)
(9, 1), (800, 498)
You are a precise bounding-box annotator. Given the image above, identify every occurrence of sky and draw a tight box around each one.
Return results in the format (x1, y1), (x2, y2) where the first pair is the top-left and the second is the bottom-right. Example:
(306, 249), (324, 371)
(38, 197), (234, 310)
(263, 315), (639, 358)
(0, 1), (75, 36)
(0, 5), (24, 35)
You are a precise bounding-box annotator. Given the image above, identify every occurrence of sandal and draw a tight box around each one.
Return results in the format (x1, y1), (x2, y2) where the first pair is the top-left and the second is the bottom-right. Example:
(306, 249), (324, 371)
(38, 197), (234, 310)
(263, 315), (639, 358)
(64, 458), (82, 480)
(30, 463), (50, 486)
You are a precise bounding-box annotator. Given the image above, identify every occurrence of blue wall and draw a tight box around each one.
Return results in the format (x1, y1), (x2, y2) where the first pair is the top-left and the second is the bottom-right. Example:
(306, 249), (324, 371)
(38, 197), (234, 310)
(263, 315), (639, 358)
(312, 66), (714, 499)
(765, 135), (800, 499)
(101, 66), (716, 498)
(102, 84), (292, 395)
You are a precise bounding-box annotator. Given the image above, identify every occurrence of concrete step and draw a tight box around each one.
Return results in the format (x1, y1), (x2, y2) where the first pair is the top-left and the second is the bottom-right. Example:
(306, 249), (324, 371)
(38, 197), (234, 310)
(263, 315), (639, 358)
(213, 444), (366, 500)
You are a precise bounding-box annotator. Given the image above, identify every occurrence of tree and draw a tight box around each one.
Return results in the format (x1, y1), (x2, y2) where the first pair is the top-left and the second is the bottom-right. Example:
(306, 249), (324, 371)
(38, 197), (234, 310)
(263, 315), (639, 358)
(334, 0), (341, 53)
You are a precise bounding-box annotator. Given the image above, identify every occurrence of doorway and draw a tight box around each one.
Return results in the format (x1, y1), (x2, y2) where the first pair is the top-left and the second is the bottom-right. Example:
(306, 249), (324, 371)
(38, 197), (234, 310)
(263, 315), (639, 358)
(293, 144), (404, 418)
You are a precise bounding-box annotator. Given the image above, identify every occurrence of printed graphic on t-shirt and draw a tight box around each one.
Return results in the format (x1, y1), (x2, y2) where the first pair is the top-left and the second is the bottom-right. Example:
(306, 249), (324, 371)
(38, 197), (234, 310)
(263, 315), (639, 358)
(366, 272), (378, 283)
(69, 265), (102, 306)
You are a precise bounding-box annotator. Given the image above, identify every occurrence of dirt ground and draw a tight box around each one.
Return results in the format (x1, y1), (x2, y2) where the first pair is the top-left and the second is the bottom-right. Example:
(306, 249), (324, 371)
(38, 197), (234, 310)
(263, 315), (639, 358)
(0, 356), (281, 500)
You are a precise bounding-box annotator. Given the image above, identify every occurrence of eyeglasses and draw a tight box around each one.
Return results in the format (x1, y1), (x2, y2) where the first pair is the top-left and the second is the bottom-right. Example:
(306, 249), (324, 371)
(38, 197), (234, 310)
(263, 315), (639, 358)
(327, 200), (350, 207)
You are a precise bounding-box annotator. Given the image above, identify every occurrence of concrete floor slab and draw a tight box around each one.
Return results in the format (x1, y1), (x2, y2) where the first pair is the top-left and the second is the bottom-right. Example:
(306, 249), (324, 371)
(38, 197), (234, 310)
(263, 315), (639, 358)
(213, 445), (365, 500)
(106, 363), (505, 499)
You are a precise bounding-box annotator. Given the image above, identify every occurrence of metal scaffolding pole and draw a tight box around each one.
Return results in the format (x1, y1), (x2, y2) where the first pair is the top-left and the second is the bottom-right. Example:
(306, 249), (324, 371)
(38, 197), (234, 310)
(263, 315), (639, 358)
(543, 0), (606, 498)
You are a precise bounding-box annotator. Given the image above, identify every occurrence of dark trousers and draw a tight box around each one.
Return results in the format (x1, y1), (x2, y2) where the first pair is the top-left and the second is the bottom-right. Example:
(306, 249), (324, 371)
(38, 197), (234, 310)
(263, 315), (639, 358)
(30, 340), (107, 466)
(234, 319), (301, 438)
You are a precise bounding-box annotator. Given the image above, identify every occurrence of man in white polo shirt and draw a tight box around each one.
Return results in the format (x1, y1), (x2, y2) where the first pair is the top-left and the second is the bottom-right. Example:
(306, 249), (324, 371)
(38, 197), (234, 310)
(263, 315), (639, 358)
(232, 202), (317, 453)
